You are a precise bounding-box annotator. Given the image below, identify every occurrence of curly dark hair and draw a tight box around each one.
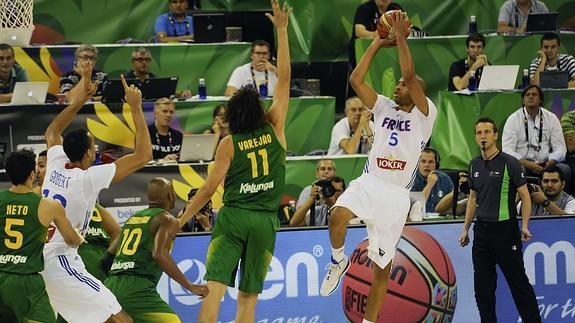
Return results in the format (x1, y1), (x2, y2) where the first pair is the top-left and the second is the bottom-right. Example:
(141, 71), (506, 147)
(5, 149), (36, 185)
(226, 85), (267, 134)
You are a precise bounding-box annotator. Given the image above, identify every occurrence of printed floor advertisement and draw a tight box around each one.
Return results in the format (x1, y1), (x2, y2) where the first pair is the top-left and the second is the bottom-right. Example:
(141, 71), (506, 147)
(158, 217), (574, 322)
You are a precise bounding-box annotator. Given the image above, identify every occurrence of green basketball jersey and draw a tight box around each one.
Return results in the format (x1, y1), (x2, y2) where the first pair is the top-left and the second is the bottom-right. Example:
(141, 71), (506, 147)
(109, 207), (164, 284)
(83, 207), (110, 247)
(223, 123), (286, 212)
(0, 190), (46, 274)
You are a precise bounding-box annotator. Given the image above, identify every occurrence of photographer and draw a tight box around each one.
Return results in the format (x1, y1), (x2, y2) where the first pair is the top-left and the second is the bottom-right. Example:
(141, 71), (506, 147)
(411, 148), (453, 214)
(180, 188), (215, 232)
(433, 172), (470, 216)
(289, 176), (346, 227)
(296, 159), (336, 208)
(519, 165), (575, 216)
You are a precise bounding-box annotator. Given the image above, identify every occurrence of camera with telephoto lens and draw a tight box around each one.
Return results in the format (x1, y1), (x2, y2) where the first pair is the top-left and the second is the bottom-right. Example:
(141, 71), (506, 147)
(525, 176), (540, 194)
(459, 172), (470, 195)
(316, 179), (336, 198)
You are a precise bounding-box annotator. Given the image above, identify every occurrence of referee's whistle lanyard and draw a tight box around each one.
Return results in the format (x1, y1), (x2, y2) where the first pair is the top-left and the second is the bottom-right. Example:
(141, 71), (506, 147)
(522, 107), (543, 159)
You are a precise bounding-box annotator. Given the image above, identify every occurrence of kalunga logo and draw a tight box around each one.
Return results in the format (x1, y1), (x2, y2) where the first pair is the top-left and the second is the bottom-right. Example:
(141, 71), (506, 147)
(377, 157), (406, 170)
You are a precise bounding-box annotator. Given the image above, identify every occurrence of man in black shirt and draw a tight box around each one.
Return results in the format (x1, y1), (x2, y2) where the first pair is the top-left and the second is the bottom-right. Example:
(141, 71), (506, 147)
(459, 117), (541, 323)
(148, 97), (183, 160)
(348, 0), (403, 67)
(448, 33), (489, 91)
(123, 47), (156, 88)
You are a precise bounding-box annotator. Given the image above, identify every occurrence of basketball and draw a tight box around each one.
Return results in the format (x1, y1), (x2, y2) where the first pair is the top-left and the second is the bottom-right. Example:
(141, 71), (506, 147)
(376, 10), (411, 40)
(341, 226), (457, 322)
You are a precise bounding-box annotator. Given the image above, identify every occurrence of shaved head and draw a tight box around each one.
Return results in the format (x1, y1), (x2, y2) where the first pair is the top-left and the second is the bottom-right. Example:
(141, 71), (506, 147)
(147, 177), (175, 210)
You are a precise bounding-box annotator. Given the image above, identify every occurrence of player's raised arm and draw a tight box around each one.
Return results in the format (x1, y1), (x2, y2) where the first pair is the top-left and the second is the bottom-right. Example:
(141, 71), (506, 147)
(264, 0), (292, 144)
(111, 74), (153, 183)
(45, 60), (98, 148)
(392, 12), (429, 116)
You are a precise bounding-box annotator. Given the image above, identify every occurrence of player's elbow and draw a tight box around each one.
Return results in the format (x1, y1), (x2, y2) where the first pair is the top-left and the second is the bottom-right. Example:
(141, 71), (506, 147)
(64, 234), (83, 248)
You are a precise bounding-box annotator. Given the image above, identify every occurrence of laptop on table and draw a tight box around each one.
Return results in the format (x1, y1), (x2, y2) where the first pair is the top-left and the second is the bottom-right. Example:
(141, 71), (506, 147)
(10, 82), (49, 104)
(192, 13), (226, 43)
(477, 65), (519, 91)
(526, 13), (558, 33)
(540, 71), (569, 89)
(178, 134), (219, 162)
(102, 77), (178, 102)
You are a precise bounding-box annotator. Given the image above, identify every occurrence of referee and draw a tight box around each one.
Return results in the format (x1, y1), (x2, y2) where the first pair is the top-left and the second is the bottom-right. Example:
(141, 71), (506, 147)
(459, 117), (541, 323)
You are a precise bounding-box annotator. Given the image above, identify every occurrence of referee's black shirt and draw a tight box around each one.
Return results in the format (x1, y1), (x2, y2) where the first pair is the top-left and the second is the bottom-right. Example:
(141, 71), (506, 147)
(469, 151), (526, 222)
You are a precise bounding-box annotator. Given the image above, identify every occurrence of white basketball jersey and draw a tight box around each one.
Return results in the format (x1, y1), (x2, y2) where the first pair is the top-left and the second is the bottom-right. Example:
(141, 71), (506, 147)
(364, 95), (437, 190)
(42, 145), (116, 259)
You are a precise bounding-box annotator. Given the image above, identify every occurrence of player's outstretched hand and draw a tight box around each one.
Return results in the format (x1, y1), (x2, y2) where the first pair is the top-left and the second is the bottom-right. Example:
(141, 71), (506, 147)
(190, 284), (209, 298)
(68, 60), (98, 103)
(121, 74), (142, 109)
(265, 0), (292, 30)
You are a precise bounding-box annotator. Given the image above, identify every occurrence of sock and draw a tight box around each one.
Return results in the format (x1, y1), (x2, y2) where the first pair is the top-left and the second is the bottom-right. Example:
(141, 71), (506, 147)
(362, 319), (374, 323)
(331, 246), (345, 263)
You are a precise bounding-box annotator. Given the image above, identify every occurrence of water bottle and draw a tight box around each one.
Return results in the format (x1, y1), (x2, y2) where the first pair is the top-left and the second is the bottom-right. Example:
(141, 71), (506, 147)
(522, 69), (530, 89)
(198, 78), (207, 100)
(469, 15), (477, 34)
(259, 82), (268, 98)
(468, 71), (477, 91)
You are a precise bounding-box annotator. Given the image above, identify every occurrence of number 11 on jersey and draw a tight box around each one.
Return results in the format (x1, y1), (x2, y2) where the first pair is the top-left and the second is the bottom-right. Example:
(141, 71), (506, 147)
(247, 149), (269, 178)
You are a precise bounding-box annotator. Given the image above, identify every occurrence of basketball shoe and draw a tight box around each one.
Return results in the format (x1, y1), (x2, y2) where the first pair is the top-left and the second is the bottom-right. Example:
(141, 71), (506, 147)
(320, 255), (350, 296)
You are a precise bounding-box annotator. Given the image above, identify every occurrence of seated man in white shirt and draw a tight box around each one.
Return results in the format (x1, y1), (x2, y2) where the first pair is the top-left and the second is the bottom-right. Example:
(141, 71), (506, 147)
(502, 85), (570, 184)
(225, 40), (278, 97)
(519, 165), (575, 216)
(328, 96), (374, 155)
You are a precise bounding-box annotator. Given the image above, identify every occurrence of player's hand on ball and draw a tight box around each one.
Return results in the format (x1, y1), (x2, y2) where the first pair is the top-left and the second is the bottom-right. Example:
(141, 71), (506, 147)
(374, 36), (397, 48)
(390, 11), (412, 40)
(265, 0), (293, 30)
(459, 230), (469, 247)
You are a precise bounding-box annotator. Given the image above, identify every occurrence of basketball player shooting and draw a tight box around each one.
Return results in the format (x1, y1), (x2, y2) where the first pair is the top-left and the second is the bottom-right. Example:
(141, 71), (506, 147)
(319, 11), (438, 323)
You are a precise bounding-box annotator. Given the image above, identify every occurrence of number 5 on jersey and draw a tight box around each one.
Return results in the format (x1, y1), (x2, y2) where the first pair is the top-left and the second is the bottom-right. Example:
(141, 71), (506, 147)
(247, 149), (269, 178)
(388, 132), (399, 146)
(4, 218), (24, 249)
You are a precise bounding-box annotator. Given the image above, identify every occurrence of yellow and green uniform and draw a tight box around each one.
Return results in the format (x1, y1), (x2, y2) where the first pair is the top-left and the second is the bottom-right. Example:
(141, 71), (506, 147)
(0, 190), (55, 323)
(206, 123), (285, 293)
(104, 207), (180, 323)
(78, 207), (110, 281)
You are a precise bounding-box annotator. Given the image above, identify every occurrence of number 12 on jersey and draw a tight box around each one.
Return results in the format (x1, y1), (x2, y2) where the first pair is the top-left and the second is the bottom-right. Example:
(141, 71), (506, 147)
(247, 149), (269, 178)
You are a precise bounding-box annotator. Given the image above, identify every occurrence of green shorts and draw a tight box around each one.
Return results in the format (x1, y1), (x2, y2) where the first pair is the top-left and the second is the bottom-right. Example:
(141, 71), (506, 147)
(0, 271), (56, 323)
(104, 275), (180, 323)
(205, 206), (279, 294)
(78, 243), (108, 282)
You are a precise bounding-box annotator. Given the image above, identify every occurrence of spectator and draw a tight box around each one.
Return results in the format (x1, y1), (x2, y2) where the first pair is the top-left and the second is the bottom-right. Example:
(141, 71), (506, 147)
(348, 0), (403, 67)
(518, 166), (575, 216)
(123, 47), (156, 86)
(431, 172), (471, 217)
(529, 33), (575, 88)
(154, 0), (194, 43)
(502, 85), (569, 180)
(225, 40), (278, 97)
(561, 108), (575, 191)
(448, 33), (489, 91)
(328, 96), (374, 155)
(290, 176), (346, 227)
(296, 159), (336, 208)
(180, 188), (216, 232)
(149, 97), (183, 160)
(0, 43), (28, 103)
(497, 0), (548, 34)
(411, 148), (454, 214)
(203, 104), (230, 142)
(59, 44), (108, 101)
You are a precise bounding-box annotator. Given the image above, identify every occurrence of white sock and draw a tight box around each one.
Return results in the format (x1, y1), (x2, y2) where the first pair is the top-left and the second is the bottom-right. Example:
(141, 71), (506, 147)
(362, 319), (374, 323)
(331, 246), (345, 263)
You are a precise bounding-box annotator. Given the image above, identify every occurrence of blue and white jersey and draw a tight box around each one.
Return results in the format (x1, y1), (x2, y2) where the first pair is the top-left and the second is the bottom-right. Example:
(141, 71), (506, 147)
(42, 145), (116, 259)
(364, 95), (437, 190)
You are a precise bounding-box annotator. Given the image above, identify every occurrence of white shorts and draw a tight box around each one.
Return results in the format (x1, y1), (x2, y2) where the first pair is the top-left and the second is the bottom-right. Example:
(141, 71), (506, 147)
(334, 173), (410, 269)
(41, 253), (122, 323)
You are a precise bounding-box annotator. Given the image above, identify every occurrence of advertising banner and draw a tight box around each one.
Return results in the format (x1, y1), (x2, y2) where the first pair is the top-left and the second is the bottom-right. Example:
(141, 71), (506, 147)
(161, 217), (575, 322)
